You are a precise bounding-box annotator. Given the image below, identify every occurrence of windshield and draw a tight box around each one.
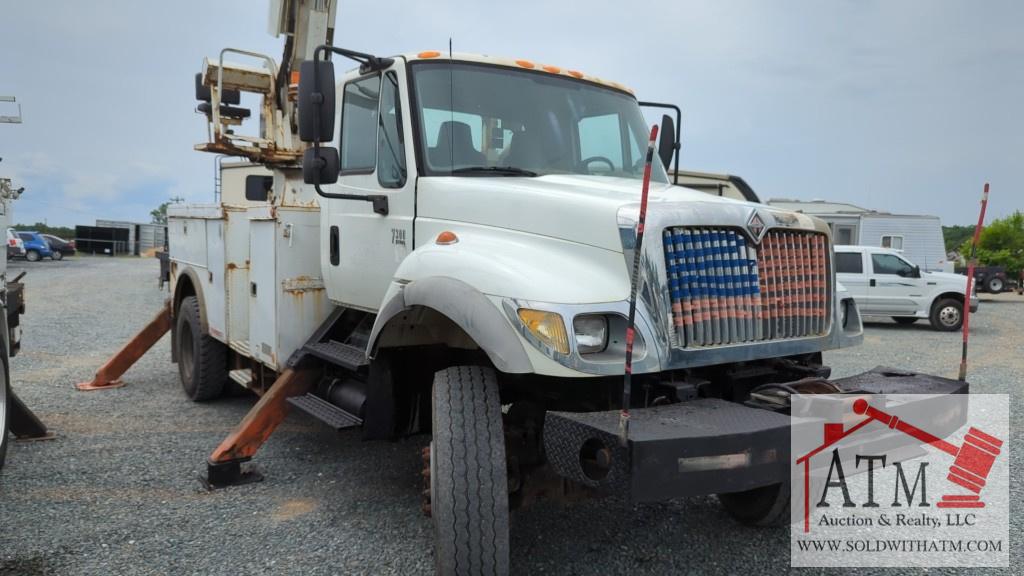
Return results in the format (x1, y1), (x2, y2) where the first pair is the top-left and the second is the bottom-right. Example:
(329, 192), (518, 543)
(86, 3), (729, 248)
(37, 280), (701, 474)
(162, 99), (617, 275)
(410, 61), (668, 182)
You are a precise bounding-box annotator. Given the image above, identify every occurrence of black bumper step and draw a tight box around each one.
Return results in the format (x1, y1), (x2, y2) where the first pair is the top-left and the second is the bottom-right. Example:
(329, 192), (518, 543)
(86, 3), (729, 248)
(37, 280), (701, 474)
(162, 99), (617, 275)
(544, 367), (968, 503)
(288, 393), (363, 430)
(302, 340), (368, 371)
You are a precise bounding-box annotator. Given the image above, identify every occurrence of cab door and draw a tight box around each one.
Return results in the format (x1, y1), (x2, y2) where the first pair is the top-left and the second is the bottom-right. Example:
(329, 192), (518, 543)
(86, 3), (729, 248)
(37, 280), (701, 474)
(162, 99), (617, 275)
(320, 64), (415, 310)
(866, 252), (924, 315)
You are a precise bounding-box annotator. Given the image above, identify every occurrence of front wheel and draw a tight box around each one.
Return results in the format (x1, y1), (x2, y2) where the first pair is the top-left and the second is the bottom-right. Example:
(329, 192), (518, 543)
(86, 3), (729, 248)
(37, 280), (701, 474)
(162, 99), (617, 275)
(431, 365), (510, 576)
(25, 250), (40, 262)
(51, 251), (64, 261)
(718, 482), (791, 526)
(929, 298), (963, 331)
(986, 277), (1004, 293)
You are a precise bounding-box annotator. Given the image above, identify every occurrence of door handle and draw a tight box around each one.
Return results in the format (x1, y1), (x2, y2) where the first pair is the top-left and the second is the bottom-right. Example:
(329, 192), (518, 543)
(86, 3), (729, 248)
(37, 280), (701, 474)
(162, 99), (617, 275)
(329, 226), (339, 266)
(869, 279), (876, 287)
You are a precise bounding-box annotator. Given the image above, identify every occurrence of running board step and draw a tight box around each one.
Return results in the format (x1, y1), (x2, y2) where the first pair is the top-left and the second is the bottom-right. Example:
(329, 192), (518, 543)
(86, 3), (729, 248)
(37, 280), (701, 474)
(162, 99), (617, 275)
(302, 340), (368, 371)
(288, 394), (363, 430)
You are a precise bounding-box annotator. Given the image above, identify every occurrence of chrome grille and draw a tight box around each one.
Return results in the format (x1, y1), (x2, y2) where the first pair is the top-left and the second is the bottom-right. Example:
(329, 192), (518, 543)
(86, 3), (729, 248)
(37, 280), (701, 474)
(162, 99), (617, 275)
(663, 228), (830, 348)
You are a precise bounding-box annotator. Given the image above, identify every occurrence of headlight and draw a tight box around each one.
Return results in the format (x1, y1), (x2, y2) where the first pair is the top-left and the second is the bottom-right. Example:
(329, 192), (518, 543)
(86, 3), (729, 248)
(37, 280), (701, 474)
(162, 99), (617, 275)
(573, 315), (608, 354)
(517, 309), (569, 354)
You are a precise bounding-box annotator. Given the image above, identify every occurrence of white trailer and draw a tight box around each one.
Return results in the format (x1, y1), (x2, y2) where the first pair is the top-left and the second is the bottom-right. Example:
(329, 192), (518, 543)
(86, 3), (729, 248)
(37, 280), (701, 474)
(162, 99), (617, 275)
(766, 199), (950, 272)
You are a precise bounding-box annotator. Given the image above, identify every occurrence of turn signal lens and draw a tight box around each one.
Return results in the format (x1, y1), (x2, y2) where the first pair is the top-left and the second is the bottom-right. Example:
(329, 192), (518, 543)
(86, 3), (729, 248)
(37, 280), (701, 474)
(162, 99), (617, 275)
(517, 309), (569, 355)
(435, 231), (459, 245)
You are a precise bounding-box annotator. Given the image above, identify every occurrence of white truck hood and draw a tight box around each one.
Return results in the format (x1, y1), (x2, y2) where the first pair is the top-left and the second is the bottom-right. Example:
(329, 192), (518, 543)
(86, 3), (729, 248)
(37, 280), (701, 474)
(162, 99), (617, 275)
(925, 271), (970, 288)
(416, 174), (757, 252)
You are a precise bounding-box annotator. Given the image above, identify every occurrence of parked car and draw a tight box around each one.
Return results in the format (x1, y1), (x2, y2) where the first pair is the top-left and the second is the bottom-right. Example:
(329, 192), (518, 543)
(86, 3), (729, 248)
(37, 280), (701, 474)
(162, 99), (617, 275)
(16, 231), (55, 262)
(6, 228), (25, 259)
(41, 233), (75, 260)
(835, 245), (978, 331)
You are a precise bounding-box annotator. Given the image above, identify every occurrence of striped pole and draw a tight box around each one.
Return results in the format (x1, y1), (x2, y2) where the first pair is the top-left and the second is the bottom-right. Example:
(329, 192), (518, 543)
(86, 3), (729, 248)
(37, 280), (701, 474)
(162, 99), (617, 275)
(959, 183), (989, 382)
(619, 124), (659, 446)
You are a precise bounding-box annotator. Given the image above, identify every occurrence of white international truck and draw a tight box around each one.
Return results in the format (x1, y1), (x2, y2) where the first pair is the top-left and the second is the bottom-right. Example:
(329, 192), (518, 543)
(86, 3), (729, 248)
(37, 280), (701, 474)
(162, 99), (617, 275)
(87, 1), (968, 573)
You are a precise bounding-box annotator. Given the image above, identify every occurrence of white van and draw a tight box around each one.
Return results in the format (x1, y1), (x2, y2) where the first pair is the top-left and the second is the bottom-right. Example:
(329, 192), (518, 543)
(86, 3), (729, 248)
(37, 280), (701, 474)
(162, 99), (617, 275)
(834, 245), (978, 331)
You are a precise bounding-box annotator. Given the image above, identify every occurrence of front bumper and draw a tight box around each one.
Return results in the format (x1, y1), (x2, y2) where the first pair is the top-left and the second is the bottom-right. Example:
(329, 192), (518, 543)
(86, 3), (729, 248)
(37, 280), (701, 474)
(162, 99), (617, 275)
(543, 367), (968, 502)
(970, 299), (979, 313)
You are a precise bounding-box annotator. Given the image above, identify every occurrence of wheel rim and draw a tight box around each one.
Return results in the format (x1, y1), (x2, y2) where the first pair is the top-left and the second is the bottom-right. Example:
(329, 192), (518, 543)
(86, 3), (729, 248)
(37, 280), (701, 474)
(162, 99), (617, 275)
(939, 305), (961, 327)
(990, 279), (1003, 292)
(27, 252), (38, 261)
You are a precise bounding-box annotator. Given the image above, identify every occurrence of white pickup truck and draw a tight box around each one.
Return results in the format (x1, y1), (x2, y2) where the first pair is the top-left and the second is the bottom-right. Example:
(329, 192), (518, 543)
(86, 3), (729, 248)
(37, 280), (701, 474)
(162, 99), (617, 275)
(835, 245), (978, 330)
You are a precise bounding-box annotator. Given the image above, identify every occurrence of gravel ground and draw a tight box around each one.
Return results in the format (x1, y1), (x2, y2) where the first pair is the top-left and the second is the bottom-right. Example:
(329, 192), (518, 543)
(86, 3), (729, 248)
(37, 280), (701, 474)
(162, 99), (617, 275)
(1, 256), (1020, 575)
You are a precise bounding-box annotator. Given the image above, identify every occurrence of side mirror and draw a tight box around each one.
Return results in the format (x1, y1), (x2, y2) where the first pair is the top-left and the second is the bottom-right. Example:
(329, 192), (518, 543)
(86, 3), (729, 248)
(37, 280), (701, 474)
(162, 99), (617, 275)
(245, 175), (273, 202)
(657, 114), (676, 170)
(298, 60), (336, 142)
(913, 265), (921, 278)
(303, 147), (339, 185)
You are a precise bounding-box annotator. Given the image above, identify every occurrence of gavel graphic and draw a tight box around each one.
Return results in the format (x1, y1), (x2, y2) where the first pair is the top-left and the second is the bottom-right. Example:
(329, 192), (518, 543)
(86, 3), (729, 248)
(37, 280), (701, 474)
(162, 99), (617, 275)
(852, 398), (1003, 508)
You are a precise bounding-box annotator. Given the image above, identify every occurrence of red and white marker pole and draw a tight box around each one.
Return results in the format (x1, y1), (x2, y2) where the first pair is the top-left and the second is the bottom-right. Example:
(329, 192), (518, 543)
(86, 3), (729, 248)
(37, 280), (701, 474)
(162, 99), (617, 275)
(619, 124), (659, 445)
(959, 183), (989, 382)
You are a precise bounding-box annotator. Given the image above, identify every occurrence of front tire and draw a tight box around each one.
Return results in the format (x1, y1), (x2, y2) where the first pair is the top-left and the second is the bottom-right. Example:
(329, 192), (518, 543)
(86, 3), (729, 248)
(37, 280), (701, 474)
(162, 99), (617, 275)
(929, 298), (963, 331)
(892, 317), (918, 325)
(718, 482), (791, 526)
(431, 365), (510, 576)
(986, 277), (1004, 293)
(175, 295), (227, 401)
(25, 250), (39, 262)
(51, 251), (63, 261)
(0, 362), (9, 470)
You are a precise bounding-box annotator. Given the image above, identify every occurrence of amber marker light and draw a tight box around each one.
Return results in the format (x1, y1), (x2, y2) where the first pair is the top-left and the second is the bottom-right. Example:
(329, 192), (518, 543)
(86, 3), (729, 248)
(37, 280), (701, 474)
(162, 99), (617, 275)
(435, 231), (459, 245)
(418, 50), (441, 59)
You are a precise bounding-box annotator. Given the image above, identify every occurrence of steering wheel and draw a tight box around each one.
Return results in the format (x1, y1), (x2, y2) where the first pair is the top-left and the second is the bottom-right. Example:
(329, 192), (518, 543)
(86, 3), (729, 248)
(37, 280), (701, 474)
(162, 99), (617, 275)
(582, 156), (616, 174)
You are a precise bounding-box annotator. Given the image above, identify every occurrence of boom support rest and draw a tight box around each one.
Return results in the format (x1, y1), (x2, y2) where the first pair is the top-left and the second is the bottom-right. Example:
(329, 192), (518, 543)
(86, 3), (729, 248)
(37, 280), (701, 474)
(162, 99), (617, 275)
(205, 364), (320, 487)
(76, 301), (172, 391)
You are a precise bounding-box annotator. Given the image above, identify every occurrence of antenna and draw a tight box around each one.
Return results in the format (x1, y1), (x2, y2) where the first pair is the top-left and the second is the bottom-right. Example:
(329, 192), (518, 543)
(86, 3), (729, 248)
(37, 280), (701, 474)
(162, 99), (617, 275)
(448, 37), (454, 174)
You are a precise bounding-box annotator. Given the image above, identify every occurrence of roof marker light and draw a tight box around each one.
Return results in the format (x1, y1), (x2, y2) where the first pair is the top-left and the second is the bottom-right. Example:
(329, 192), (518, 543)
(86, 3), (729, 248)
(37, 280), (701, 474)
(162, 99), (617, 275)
(418, 50), (441, 59)
(515, 59), (535, 69)
(542, 65), (561, 74)
(567, 70), (584, 79)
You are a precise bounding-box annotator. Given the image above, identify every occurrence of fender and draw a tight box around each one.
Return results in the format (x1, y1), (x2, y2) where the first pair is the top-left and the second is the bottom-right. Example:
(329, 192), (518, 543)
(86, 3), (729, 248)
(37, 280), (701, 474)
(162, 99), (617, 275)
(368, 277), (533, 374)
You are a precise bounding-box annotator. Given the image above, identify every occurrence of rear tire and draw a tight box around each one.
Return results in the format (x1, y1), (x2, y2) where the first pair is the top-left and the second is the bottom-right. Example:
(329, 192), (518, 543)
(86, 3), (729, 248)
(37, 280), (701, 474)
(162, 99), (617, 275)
(929, 298), (963, 331)
(986, 277), (1004, 293)
(52, 251), (63, 261)
(892, 317), (918, 325)
(25, 250), (39, 262)
(431, 365), (510, 576)
(175, 295), (227, 401)
(718, 482), (791, 526)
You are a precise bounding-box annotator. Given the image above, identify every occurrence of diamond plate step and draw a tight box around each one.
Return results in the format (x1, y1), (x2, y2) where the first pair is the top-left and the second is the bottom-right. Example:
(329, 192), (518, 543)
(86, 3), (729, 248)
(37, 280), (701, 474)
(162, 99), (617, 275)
(302, 340), (368, 371)
(288, 394), (363, 430)
(228, 368), (252, 387)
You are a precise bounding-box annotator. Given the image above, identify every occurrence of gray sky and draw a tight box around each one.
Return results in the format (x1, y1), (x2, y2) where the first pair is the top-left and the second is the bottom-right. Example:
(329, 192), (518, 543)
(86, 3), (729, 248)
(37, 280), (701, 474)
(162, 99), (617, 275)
(0, 0), (1020, 228)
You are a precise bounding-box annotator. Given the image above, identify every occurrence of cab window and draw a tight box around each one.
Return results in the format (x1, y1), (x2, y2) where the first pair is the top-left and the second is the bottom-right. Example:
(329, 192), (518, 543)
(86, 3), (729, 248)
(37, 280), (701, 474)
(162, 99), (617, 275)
(835, 252), (863, 274)
(377, 72), (406, 187)
(339, 75), (381, 173)
(871, 253), (915, 276)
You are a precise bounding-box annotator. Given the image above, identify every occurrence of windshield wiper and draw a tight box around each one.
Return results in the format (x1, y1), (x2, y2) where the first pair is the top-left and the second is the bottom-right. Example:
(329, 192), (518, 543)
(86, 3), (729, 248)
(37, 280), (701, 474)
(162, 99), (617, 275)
(450, 166), (538, 177)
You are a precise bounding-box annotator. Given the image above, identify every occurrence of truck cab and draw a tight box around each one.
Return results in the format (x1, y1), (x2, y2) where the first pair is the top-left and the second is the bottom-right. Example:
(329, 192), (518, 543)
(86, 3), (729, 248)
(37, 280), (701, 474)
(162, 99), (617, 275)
(834, 244), (978, 330)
